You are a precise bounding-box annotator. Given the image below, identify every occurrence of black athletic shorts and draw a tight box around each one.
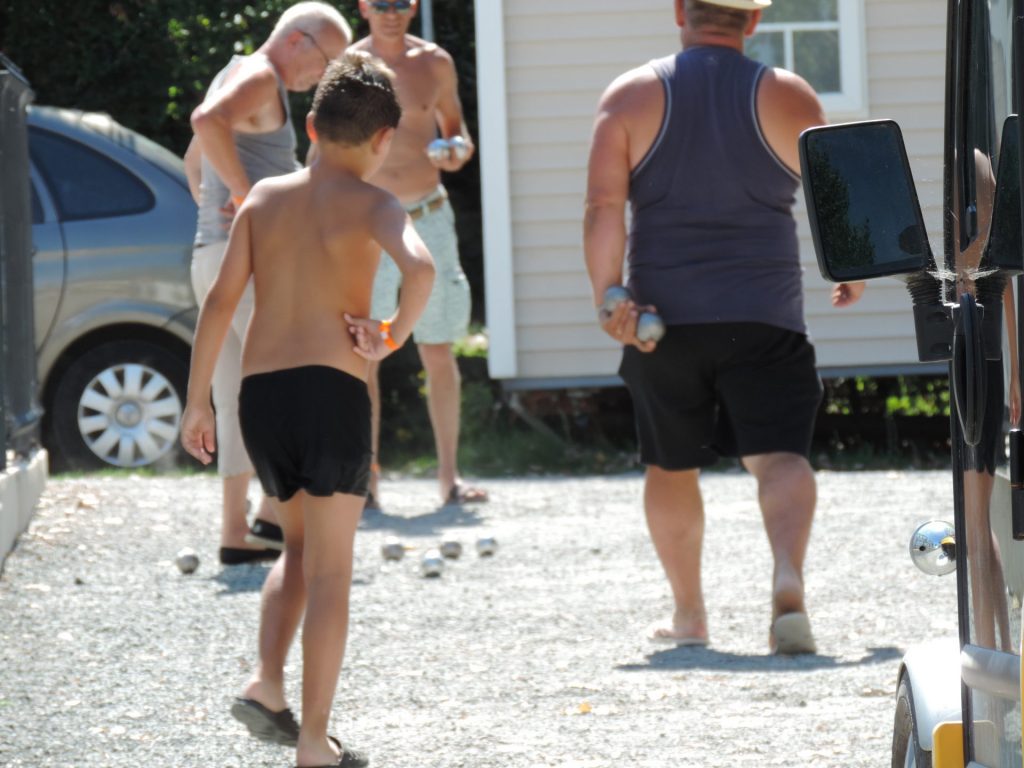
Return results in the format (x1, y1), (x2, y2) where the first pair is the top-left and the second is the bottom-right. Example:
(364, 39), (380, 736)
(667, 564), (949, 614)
(238, 365), (372, 501)
(619, 322), (823, 470)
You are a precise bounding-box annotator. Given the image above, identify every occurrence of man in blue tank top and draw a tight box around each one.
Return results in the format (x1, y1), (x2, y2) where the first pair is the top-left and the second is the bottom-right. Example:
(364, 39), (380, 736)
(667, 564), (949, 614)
(584, 0), (865, 654)
(184, 2), (351, 568)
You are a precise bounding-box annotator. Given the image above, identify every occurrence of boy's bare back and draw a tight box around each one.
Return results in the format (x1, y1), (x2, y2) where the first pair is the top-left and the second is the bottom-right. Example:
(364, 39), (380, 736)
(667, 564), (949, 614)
(236, 167), (405, 381)
(183, 51), (433, 469)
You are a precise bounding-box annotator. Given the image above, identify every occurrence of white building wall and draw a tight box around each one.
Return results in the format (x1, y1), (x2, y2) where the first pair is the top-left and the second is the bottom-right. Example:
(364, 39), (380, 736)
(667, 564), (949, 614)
(477, 0), (948, 386)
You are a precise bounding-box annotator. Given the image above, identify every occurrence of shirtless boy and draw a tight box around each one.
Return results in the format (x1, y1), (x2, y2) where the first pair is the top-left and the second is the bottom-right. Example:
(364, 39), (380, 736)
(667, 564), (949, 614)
(181, 52), (435, 768)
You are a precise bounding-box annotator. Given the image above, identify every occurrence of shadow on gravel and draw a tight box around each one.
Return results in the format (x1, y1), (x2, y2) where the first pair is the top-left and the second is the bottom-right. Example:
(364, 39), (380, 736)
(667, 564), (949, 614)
(210, 564), (271, 595)
(358, 504), (485, 536)
(616, 645), (903, 673)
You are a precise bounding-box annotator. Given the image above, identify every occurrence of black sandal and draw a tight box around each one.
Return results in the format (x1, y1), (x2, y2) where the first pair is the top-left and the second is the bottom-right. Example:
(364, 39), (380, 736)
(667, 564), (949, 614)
(298, 735), (369, 767)
(230, 697), (299, 745)
(219, 547), (279, 565)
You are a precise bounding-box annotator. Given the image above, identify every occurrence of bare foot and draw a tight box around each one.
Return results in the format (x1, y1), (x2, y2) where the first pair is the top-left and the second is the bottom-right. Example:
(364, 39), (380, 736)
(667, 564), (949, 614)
(241, 678), (288, 714)
(771, 565), (806, 620)
(646, 609), (709, 646)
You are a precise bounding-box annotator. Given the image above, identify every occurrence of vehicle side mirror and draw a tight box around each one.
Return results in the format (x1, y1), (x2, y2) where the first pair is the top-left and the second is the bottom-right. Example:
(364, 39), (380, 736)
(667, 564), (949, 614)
(983, 114), (1021, 273)
(800, 120), (932, 282)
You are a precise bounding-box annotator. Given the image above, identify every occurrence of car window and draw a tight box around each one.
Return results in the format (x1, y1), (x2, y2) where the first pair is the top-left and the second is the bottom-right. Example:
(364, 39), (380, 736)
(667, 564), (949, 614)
(30, 182), (42, 225)
(29, 128), (154, 221)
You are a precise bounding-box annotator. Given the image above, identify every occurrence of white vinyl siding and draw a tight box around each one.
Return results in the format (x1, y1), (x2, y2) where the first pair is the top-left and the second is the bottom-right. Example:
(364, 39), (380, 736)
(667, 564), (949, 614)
(478, 0), (947, 385)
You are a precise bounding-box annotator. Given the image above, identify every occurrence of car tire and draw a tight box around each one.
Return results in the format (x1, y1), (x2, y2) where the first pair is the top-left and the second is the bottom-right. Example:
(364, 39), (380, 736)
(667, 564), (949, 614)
(893, 675), (931, 768)
(48, 339), (189, 471)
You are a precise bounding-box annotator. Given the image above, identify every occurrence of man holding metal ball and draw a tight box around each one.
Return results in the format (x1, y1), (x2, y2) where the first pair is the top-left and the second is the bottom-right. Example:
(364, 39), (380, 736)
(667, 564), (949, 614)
(584, 0), (864, 653)
(351, 0), (487, 509)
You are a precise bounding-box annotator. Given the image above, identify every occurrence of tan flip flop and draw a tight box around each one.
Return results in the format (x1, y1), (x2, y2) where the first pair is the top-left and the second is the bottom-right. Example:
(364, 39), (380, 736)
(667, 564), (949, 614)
(646, 622), (709, 647)
(771, 611), (817, 655)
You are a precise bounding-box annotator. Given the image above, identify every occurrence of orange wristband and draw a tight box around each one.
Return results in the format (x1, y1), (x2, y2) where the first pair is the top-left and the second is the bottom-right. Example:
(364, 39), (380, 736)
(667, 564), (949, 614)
(379, 320), (400, 351)
(231, 194), (245, 208)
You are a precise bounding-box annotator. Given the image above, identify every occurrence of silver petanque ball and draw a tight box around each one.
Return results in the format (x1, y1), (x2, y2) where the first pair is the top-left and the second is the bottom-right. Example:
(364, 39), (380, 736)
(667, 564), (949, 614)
(448, 135), (470, 161)
(421, 548), (445, 577)
(427, 138), (451, 163)
(601, 285), (632, 316)
(476, 537), (498, 557)
(636, 312), (666, 343)
(439, 539), (463, 559)
(381, 536), (405, 562)
(175, 547), (199, 575)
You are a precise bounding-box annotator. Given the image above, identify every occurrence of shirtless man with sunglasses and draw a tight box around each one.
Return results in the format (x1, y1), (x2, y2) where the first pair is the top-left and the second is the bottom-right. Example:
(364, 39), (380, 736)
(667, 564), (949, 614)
(350, 0), (487, 509)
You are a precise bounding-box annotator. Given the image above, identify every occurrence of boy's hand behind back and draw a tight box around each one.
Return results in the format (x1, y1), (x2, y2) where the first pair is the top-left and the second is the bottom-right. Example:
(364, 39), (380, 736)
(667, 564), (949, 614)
(346, 313), (396, 361)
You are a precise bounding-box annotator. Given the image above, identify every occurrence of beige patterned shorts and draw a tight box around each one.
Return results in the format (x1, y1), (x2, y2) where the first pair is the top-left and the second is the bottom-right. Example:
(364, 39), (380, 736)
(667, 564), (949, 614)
(370, 191), (471, 345)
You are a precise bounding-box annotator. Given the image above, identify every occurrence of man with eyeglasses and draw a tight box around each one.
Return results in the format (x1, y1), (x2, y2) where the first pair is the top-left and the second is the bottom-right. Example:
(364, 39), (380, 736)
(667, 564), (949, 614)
(352, 0), (487, 508)
(183, 1), (351, 573)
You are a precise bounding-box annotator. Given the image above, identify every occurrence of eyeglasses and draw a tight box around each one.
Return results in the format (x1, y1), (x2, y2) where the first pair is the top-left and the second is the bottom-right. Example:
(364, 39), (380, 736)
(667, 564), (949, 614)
(298, 30), (330, 67)
(369, 0), (413, 14)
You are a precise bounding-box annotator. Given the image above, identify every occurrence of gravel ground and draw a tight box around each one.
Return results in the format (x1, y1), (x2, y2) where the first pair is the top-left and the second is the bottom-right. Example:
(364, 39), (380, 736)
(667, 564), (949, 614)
(0, 468), (956, 767)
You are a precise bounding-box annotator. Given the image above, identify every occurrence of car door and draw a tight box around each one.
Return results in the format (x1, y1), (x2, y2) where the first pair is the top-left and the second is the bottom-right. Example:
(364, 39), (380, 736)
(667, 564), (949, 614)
(947, 0), (1024, 765)
(28, 162), (65, 351)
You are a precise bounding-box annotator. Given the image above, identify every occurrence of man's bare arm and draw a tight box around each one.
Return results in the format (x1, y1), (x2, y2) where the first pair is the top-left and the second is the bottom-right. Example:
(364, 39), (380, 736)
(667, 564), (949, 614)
(190, 61), (281, 201)
(584, 80), (634, 307)
(432, 50), (474, 172)
(583, 79), (656, 352)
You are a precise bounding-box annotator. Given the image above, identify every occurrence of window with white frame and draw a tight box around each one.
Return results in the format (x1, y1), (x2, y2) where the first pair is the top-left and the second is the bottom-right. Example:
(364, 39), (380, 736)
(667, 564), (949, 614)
(745, 0), (865, 116)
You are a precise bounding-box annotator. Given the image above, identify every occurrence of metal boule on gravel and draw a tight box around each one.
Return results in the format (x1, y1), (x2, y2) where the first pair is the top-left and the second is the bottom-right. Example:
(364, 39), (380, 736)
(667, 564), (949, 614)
(421, 548), (444, 577)
(381, 536), (405, 562)
(476, 537), (498, 557)
(439, 539), (463, 559)
(426, 138), (451, 163)
(636, 311), (666, 343)
(175, 547), (199, 575)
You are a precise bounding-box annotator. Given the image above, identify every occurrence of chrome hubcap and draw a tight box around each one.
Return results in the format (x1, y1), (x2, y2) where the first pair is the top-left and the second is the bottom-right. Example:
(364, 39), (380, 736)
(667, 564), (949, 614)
(77, 362), (182, 467)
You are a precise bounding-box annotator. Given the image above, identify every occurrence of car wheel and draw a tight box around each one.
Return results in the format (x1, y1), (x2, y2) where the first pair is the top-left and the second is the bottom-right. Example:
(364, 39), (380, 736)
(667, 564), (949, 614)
(48, 340), (188, 471)
(893, 676), (931, 768)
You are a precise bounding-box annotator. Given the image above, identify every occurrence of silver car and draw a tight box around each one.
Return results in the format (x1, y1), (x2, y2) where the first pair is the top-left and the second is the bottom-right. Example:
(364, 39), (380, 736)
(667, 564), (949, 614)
(28, 106), (197, 471)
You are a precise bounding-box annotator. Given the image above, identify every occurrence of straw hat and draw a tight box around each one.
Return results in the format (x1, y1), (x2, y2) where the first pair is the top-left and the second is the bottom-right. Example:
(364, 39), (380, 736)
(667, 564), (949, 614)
(699, 0), (771, 9)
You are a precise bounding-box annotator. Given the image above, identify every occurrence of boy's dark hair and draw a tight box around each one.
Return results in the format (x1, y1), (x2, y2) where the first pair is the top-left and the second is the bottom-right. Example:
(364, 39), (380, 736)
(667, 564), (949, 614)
(685, 0), (750, 34)
(311, 51), (401, 145)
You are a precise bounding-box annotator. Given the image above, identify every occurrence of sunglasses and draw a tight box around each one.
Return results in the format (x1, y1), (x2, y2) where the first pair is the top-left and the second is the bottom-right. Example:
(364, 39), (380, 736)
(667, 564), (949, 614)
(369, 0), (413, 13)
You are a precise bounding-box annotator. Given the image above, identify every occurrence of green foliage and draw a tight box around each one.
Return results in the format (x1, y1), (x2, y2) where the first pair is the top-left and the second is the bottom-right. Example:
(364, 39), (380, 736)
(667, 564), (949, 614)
(823, 375), (950, 417)
(0, 0), (484, 320)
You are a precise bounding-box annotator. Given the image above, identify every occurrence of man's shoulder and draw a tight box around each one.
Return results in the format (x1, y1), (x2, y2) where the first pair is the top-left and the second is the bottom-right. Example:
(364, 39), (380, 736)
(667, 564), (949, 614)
(601, 63), (662, 110)
(757, 67), (822, 114)
(396, 34), (453, 71)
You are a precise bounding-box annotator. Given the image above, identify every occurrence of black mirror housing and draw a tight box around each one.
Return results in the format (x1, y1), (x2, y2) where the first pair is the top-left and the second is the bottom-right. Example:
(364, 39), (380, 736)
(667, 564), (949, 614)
(800, 120), (933, 282)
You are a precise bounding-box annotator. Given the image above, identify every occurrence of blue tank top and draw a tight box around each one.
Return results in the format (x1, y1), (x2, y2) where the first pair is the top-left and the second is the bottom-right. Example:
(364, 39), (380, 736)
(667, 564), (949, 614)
(627, 46), (804, 334)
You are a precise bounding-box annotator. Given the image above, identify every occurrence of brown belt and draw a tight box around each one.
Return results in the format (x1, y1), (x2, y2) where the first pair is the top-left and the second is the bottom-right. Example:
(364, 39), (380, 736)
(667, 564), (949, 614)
(406, 190), (448, 221)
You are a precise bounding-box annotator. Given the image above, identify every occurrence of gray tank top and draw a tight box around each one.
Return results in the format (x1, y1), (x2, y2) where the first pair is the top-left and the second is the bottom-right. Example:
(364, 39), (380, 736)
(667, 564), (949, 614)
(194, 55), (300, 247)
(627, 46), (805, 334)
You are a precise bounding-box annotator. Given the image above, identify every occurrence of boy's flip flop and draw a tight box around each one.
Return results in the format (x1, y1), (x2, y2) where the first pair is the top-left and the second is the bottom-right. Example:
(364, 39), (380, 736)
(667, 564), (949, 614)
(219, 547), (279, 566)
(297, 735), (369, 768)
(770, 612), (817, 655)
(230, 697), (300, 745)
